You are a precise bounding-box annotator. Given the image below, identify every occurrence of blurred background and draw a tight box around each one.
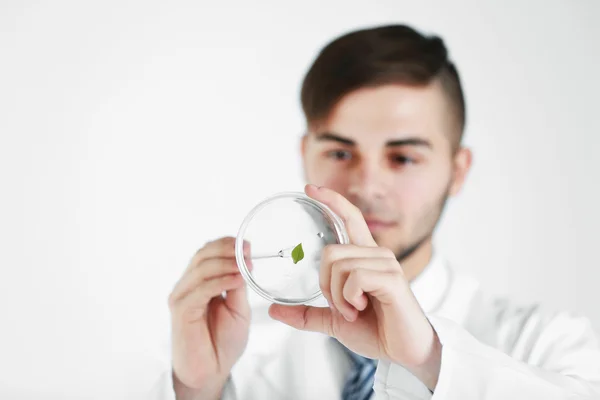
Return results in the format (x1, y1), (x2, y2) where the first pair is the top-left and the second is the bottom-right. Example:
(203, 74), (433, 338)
(1, 1), (599, 399)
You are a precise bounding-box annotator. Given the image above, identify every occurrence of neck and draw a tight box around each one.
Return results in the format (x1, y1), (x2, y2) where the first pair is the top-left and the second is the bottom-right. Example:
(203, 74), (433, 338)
(399, 238), (433, 282)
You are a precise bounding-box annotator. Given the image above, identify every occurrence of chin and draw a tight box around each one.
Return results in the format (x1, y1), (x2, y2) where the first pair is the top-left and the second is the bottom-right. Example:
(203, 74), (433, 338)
(370, 234), (395, 250)
(371, 232), (409, 255)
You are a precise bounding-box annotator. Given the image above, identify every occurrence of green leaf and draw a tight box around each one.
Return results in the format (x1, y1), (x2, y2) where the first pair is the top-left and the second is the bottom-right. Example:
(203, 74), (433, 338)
(291, 243), (304, 264)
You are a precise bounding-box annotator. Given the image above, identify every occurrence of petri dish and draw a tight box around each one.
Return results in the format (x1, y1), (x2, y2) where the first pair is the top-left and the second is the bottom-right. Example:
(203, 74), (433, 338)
(235, 191), (349, 305)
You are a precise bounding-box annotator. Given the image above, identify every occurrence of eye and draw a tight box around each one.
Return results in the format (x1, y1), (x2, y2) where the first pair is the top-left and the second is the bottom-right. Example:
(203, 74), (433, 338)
(326, 150), (352, 161)
(391, 155), (416, 165)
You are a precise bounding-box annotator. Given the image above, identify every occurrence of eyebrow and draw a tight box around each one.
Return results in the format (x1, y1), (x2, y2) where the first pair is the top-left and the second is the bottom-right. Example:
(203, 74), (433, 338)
(315, 132), (432, 149)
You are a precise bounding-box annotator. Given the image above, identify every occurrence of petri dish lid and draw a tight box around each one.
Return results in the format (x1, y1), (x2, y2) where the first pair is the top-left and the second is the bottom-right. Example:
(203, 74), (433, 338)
(235, 192), (348, 305)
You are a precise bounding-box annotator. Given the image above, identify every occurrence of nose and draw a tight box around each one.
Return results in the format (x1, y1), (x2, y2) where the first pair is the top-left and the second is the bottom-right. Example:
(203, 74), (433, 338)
(347, 158), (389, 201)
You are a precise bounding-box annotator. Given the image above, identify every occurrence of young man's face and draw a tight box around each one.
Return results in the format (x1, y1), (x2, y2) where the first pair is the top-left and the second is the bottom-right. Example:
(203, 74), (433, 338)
(301, 82), (471, 260)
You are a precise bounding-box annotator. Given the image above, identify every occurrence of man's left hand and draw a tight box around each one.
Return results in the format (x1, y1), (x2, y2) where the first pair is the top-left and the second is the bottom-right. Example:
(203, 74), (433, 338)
(269, 184), (442, 390)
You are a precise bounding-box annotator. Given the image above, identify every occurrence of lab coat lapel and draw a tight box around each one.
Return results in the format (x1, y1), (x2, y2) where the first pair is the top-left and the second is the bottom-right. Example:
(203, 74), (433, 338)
(260, 329), (349, 399)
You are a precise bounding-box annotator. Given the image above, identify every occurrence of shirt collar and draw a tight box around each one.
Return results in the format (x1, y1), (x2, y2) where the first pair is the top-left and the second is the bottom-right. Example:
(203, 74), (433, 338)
(408, 250), (450, 315)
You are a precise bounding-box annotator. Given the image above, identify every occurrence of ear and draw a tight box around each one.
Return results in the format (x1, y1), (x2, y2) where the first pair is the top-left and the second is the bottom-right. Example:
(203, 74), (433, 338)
(300, 133), (310, 182)
(449, 147), (472, 196)
(301, 133), (308, 158)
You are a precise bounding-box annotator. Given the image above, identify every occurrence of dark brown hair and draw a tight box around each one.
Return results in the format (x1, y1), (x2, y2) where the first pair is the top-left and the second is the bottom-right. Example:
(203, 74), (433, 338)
(301, 24), (466, 147)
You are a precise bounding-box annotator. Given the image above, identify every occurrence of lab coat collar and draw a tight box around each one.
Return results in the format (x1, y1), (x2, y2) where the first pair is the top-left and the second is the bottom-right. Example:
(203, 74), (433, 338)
(408, 250), (450, 315)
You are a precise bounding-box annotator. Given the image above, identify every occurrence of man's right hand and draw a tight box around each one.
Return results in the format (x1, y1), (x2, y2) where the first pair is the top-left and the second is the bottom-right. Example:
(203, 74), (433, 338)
(168, 237), (252, 400)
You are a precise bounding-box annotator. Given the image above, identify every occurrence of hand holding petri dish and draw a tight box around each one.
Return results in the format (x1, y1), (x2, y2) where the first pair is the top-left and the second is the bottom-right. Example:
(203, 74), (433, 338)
(234, 192), (349, 305)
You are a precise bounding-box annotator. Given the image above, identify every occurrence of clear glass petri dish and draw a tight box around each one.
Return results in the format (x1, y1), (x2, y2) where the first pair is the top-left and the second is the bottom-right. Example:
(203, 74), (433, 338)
(235, 191), (349, 305)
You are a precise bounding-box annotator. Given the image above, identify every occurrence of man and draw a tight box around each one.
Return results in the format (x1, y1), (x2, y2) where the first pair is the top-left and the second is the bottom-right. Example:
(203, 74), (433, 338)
(152, 24), (600, 399)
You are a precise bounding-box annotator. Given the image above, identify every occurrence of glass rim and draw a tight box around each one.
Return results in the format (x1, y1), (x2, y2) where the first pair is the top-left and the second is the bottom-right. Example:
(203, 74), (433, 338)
(234, 191), (349, 305)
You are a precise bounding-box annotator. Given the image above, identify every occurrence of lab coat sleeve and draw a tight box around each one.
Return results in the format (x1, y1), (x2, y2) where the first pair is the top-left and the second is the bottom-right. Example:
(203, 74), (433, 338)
(146, 369), (237, 400)
(373, 314), (600, 400)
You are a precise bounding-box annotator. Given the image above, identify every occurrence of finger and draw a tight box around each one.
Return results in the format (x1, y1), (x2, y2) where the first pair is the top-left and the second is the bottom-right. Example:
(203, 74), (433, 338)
(330, 259), (359, 321)
(224, 251), (250, 317)
(321, 244), (395, 262)
(268, 304), (335, 336)
(225, 240), (254, 315)
(170, 274), (245, 320)
(223, 282), (250, 319)
(319, 244), (395, 308)
(244, 242), (254, 272)
(343, 269), (399, 309)
(305, 184), (376, 247)
(188, 237), (235, 269)
(330, 258), (397, 321)
(171, 258), (240, 302)
(186, 237), (250, 272)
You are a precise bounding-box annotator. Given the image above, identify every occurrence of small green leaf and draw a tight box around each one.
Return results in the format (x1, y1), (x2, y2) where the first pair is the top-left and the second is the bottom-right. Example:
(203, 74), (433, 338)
(291, 243), (304, 264)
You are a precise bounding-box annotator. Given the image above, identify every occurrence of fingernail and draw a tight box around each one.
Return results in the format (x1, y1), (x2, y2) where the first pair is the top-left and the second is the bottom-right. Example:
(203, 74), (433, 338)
(347, 311), (357, 322)
(343, 312), (352, 322)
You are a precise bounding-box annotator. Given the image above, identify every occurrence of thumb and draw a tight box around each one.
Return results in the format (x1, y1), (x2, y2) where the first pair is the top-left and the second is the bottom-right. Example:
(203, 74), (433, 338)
(224, 252), (252, 317)
(224, 281), (250, 317)
(268, 304), (334, 336)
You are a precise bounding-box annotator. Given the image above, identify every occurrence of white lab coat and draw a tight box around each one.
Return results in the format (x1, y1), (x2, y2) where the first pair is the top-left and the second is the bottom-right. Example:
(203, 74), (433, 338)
(149, 253), (600, 399)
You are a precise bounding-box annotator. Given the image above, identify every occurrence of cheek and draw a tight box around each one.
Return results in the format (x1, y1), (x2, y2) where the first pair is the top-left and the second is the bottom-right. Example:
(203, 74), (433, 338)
(389, 166), (450, 211)
(305, 158), (348, 190)
(389, 177), (424, 213)
(321, 173), (350, 193)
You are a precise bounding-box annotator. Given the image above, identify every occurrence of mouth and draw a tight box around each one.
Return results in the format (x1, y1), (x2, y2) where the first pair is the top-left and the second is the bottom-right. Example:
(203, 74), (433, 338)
(364, 218), (397, 233)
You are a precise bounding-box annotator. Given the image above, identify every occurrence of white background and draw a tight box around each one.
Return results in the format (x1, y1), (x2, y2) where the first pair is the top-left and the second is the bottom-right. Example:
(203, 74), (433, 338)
(1, 1), (599, 399)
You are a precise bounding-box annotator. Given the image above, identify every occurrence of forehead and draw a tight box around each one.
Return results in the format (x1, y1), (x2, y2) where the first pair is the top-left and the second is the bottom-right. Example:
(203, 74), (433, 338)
(320, 83), (452, 149)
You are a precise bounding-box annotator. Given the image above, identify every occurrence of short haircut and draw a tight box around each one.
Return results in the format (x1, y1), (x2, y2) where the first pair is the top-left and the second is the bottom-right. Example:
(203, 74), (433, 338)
(301, 24), (466, 149)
